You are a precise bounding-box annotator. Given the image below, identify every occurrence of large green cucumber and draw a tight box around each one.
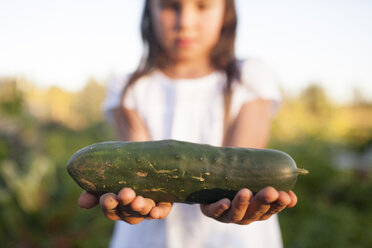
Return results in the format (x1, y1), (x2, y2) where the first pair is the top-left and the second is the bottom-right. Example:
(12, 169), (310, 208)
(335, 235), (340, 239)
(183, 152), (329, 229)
(67, 139), (308, 204)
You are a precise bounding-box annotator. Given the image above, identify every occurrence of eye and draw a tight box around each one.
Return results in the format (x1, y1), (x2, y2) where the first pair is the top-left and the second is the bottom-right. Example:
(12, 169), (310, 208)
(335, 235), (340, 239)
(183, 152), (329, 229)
(197, 0), (212, 10)
(159, 0), (180, 11)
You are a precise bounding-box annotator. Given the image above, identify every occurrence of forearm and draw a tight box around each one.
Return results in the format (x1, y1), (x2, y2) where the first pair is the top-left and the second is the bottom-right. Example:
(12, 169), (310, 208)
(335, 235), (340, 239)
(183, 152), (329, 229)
(111, 107), (151, 142)
(223, 100), (273, 149)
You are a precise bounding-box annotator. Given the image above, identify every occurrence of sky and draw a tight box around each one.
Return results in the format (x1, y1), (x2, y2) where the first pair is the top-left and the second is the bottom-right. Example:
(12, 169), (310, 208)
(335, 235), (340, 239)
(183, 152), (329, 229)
(0, 0), (371, 103)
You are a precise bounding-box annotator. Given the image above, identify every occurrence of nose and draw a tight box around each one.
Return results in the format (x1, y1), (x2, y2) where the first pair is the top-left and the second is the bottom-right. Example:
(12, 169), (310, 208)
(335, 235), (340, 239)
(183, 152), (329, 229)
(176, 5), (197, 30)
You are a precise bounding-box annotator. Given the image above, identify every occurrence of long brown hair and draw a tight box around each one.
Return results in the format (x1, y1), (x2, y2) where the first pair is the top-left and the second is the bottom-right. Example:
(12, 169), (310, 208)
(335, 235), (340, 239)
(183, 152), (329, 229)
(122, 0), (240, 130)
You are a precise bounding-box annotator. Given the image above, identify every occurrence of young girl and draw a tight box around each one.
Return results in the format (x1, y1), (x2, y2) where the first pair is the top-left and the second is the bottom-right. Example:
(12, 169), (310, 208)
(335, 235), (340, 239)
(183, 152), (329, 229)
(79, 0), (297, 247)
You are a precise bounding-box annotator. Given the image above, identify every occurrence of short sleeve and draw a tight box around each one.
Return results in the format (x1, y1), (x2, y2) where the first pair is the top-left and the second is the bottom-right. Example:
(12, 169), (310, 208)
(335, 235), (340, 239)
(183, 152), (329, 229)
(102, 75), (135, 124)
(230, 59), (282, 119)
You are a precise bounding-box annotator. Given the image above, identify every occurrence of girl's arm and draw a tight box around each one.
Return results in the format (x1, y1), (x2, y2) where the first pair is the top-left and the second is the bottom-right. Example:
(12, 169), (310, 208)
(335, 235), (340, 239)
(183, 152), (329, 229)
(111, 106), (151, 142)
(201, 99), (298, 224)
(223, 99), (272, 149)
(78, 107), (173, 224)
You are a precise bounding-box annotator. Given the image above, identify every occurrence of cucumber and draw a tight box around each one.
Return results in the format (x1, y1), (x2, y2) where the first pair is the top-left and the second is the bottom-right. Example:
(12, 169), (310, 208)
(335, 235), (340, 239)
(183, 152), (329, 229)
(67, 140), (308, 204)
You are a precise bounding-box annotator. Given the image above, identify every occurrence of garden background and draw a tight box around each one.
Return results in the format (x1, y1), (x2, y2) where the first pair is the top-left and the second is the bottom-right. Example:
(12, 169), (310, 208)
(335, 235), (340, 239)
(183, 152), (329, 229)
(1, 77), (371, 248)
(1, 1), (371, 247)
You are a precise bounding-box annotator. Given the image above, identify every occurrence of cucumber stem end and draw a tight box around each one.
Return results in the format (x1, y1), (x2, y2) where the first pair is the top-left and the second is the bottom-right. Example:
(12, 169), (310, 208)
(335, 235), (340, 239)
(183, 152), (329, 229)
(297, 168), (309, 175)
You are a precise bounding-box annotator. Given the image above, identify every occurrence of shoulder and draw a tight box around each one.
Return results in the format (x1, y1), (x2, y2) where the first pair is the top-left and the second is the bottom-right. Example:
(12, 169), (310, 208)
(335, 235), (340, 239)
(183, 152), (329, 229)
(229, 58), (282, 118)
(235, 58), (280, 98)
(238, 58), (276, 84)
(104, 71), (161, 112)
(103, 74), (131, 109)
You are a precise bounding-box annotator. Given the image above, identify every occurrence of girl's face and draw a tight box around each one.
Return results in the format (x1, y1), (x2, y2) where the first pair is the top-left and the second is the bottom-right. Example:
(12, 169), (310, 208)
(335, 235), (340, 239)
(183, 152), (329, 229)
(150, 0), (225, 64)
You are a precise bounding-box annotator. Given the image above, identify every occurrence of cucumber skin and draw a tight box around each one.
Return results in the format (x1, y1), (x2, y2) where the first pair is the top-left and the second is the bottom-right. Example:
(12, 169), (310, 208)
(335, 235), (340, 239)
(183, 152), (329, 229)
(67, 140), (298, 204)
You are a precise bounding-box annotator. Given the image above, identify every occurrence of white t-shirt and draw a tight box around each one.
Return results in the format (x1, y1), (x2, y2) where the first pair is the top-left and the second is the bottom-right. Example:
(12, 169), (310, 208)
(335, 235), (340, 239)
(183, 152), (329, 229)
(104, 59), (283, 248)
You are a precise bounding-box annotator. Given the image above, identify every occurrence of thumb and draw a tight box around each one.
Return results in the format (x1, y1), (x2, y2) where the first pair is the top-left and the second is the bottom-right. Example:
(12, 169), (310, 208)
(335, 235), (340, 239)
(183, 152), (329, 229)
(200, 198), (231, 219)
(78, 191), (99, 209)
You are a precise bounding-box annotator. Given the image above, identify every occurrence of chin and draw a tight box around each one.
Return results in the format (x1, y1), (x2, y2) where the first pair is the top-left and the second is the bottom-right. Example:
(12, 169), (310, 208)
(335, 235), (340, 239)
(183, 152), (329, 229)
(173, 50), (206, 62)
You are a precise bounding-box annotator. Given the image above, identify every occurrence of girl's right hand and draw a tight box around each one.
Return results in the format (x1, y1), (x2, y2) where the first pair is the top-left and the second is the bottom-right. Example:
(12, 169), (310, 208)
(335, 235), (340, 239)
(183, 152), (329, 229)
(78, 188), (173, 224)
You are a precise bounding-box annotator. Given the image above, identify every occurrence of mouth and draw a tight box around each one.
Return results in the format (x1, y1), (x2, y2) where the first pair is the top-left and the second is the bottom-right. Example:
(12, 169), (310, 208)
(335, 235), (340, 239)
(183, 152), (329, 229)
(176, 38), (195, 48)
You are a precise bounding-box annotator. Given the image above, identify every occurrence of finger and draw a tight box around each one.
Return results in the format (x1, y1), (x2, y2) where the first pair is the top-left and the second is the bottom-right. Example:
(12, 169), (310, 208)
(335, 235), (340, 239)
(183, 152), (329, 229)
(122, 216), (146, 225)
(200, 198), (231, 219)
(130, 196), (156, 215)
(100, 193), (120, 220)
(286, 191), (298, 208)
(225, 188), (253, 223)
(78, 191), (99, 209)
(259, 191), (291, 220)
(117, 188), (136, 206)
(240, 186), (279, 224)
(150, 202), (173, 219)
(105, 209), (122, 221)
(100, 193), (119, 210)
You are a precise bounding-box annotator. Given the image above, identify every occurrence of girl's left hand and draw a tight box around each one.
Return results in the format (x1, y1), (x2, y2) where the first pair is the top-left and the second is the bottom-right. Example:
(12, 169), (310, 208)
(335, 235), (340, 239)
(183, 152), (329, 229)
(200, 186), (297, 224)
(78, 188), (173, 224)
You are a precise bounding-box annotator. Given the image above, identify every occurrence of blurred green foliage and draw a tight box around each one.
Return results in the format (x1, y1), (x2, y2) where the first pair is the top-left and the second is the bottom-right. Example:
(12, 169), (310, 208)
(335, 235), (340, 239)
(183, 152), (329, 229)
(0, 79), (114, 247)
(0, 78), (371, 247)
(271, 139), (372, 248)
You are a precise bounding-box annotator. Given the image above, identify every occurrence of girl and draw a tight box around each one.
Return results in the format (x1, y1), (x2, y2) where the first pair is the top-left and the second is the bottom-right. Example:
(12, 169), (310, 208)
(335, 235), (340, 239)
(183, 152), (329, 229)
(79, 0), (297, 247)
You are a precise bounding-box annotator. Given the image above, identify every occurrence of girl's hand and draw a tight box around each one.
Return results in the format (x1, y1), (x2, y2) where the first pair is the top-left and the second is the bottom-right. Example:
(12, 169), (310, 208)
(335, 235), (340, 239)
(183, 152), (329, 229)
(78, 188), (173, 225)
(200, 186), (297, 224)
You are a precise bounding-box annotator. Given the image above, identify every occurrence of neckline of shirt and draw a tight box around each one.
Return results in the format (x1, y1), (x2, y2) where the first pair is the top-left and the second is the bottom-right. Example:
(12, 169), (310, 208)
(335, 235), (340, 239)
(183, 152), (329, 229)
(153, 69), (224, 88)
